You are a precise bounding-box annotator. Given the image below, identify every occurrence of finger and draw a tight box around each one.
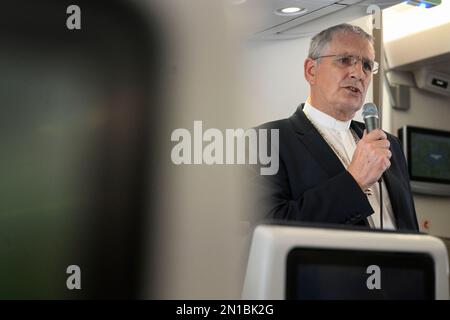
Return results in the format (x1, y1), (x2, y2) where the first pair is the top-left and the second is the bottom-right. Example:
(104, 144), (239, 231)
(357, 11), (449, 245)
(373, 139), (391, 149)
(377, 157), (390, 171)
(378, 149), (392, 158)
(380, 149), (392, 160)
(384, 159), (391, 170)
(386, 149), (392, 159)
(366, 129), (387, 141)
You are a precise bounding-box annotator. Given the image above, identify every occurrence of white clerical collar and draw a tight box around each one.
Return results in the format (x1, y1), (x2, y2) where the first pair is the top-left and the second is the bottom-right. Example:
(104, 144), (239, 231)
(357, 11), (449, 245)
(303, 102), (351, 131)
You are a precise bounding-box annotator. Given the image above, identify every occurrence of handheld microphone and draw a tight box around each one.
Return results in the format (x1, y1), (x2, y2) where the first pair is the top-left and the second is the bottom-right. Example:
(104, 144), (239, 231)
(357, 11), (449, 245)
(361, 102), (384, 230)
(362, 102), (379, 132)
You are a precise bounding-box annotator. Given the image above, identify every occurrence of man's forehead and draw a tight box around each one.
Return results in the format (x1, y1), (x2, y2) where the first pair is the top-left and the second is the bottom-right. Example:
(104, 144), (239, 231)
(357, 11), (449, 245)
(327, 32), (375, 58)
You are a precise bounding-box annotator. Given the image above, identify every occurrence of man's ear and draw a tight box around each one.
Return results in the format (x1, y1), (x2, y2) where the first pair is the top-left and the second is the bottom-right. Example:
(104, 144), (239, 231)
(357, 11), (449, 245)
(304, 58), (317, 85)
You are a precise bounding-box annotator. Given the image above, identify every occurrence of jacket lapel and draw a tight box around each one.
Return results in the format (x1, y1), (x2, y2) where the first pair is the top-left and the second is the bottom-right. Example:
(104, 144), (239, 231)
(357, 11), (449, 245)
(290, 104), (346, 178)
(291, 105), (370, 227)
(382, 170), (403, 227)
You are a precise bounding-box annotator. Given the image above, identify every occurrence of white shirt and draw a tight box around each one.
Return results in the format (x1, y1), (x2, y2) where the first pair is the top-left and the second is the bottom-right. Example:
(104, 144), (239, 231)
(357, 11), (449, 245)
(303, 102), (396, 230)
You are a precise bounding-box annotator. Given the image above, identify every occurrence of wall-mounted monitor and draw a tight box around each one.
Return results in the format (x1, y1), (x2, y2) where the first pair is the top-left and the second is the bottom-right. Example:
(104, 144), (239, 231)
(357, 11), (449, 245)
(398, 126), (450, 196)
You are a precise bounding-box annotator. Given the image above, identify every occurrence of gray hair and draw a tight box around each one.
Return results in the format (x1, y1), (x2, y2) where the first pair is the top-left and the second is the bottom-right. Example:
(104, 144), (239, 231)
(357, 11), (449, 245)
(308, 24), (374, 59)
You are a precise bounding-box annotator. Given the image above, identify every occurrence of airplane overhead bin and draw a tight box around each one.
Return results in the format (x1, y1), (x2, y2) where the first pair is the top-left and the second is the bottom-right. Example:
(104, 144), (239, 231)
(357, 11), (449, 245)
(384, 22), (450, 71)
(383, 2), (450, 100)
(414, 68), (450, 97)
(230, 0), (403, 39)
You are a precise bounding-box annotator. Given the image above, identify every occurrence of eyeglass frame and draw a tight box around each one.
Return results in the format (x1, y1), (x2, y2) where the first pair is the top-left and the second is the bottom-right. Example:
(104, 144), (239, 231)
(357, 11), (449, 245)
(311, 54), (379, 75)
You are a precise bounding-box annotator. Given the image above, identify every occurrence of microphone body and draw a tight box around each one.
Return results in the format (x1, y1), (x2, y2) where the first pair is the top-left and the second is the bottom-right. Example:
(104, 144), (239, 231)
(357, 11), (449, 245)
(362, 103), (379, 133)
(361, 103), (384, 230)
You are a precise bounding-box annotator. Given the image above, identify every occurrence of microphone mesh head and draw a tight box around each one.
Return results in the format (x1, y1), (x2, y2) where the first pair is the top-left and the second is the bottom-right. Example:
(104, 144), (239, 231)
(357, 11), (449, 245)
(362, 103), (378, 118)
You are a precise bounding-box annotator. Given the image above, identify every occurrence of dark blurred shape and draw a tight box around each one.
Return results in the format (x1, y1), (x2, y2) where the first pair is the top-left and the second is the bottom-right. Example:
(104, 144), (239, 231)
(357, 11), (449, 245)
(287, 248), (434, 300)
(0, 0), (164, 298)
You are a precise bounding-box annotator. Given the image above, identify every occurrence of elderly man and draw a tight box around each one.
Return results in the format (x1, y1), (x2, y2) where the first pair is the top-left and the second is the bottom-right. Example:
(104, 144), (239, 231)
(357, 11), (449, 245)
(256, 24), (418, 231)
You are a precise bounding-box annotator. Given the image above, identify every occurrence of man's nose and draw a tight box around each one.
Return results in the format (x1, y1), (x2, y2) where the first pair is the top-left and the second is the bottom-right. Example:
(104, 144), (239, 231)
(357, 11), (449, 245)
(349, 60), (366, 80)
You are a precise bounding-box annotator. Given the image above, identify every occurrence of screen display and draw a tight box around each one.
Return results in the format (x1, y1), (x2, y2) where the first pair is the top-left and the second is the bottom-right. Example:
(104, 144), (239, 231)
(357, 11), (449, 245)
(286, 248), (435, 300)
(431, 78), (448, 89)
(410, 131), (450, 182)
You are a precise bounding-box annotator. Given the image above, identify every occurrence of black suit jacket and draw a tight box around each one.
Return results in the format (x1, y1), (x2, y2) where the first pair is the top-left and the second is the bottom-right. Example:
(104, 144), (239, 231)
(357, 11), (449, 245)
(254, 104), (419, 231)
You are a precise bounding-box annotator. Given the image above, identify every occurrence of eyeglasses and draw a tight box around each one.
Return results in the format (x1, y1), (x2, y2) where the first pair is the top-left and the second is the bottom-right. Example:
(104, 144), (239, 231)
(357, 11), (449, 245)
(312, 54), (379, 75)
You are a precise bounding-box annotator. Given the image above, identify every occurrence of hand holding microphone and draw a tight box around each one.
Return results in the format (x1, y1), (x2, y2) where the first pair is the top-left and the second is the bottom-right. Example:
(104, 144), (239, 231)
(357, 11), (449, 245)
(347, 103), (391, 191)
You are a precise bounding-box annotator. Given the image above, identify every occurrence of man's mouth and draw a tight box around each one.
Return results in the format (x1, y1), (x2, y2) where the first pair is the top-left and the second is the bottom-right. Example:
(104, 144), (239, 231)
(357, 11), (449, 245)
(345, 86), (361, 95)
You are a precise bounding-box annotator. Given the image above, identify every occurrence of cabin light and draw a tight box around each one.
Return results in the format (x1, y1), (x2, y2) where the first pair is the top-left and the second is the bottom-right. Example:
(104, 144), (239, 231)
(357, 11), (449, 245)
(281, 7), (301, 13)
(275, 7), (307, 16)
(405, 0), (442, 8)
